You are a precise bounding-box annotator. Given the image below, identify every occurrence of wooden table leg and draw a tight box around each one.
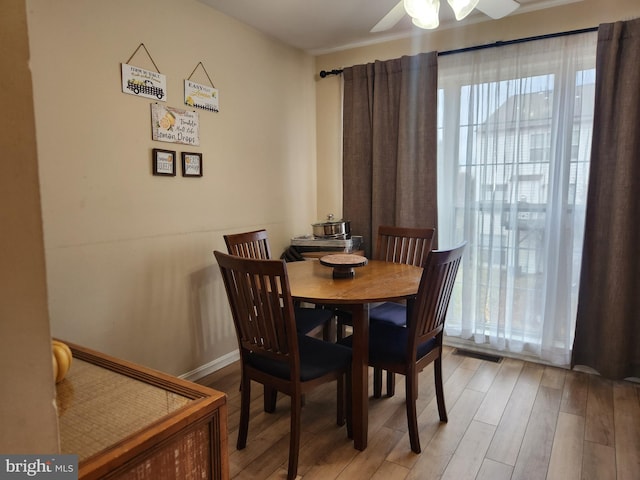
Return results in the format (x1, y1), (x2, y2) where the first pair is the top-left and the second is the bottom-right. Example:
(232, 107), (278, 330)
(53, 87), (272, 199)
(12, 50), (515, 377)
(349, 303), (368, 450)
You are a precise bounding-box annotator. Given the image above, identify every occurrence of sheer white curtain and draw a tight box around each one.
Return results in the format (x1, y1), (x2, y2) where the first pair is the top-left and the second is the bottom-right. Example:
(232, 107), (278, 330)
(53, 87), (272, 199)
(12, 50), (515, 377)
(437, 32), (597, 365)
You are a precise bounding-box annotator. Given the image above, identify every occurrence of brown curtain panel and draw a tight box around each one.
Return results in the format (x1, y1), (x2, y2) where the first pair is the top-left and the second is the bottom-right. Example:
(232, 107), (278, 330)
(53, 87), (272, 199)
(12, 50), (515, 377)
(342, 52), (438, 257)
(572, 19), (640, 380)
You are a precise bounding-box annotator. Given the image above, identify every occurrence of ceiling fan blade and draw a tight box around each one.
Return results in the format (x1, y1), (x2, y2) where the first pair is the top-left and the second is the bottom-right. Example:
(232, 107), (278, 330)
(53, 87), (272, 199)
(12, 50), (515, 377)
(371, 1), (406, 32)
(476, 0), (520, 19)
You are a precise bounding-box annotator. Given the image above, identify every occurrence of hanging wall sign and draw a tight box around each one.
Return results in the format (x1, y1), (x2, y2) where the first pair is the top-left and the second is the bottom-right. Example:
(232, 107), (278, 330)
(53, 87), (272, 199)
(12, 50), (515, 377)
(122, 63), (167, 101)
(121, 43), (166, 101)
(184, 80), (219, 112)
(151, 103), (200, 146)
(184, 62), (219, 112)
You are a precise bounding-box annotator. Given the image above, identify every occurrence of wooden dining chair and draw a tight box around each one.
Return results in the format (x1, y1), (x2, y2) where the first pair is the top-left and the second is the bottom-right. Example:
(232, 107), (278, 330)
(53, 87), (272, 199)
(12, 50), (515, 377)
(224, 229), (272, 260)
(214, 251), (352, 480)
(337, 226), (436, 334)
(335, 226), (436, 395)
(370, 226), (436, 396)
(340, 242), (465, 453)
(224, 229), (333, 337)
(376, 225), (436, 268)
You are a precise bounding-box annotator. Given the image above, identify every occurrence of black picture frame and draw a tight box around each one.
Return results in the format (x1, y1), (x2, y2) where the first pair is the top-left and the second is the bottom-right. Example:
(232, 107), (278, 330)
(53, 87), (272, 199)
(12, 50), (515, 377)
(152, 148), (176, 176)
(182, 152), (203, 177)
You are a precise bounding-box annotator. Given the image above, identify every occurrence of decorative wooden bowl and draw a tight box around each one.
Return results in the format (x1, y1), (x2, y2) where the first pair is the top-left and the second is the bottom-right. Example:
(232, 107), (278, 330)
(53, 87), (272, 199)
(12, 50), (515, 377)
(319, 253), (368, 278)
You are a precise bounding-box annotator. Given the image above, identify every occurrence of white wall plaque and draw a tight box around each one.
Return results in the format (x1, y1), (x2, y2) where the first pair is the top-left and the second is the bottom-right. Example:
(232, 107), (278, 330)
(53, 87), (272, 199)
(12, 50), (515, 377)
(151, 104), (199, 146)
(122, 63), (166, 101)
(184, 80), (219, 112)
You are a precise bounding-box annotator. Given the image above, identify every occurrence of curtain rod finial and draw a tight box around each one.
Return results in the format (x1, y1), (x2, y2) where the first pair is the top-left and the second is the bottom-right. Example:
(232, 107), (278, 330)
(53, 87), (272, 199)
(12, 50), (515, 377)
(319, 69), (344, 78)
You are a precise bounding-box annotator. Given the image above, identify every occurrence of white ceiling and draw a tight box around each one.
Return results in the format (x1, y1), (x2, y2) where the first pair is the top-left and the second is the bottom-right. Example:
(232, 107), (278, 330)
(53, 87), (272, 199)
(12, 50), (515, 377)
(198, 0), (582, 54)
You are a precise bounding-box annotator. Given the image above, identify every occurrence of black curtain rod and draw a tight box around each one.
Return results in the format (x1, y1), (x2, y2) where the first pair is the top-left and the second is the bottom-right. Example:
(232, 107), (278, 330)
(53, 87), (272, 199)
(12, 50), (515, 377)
(318, 26), (598, 78)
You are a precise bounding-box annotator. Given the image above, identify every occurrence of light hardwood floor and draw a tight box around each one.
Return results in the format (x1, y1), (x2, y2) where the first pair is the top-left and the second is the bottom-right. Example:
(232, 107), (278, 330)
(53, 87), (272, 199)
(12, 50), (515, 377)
(198, 346), (640, 480)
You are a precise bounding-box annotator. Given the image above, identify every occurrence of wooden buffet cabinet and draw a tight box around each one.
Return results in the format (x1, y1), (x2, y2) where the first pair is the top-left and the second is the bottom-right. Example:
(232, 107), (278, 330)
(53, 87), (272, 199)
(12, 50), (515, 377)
(55, 341), (228, 480)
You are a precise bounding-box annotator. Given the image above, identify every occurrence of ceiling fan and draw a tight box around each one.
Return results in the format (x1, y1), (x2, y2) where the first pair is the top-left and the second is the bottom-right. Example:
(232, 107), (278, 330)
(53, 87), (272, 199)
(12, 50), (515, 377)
(372, 0), (521, 31)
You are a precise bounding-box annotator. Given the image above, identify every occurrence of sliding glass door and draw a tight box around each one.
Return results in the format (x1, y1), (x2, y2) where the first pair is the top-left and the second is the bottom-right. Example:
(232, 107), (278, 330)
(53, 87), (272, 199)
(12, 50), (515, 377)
(437, 32), (597, 365)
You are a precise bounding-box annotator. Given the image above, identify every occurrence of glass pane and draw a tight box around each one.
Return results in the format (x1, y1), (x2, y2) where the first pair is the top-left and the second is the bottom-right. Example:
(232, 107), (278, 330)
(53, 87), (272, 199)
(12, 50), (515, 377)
(57, 359), (192, 461)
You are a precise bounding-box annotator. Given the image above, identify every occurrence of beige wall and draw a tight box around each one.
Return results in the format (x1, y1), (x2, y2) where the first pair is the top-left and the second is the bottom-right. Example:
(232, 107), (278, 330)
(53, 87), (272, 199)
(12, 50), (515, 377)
(27, 0), (318, 377)
(314, 0), (640, 221)
(0, 1), (59, 453)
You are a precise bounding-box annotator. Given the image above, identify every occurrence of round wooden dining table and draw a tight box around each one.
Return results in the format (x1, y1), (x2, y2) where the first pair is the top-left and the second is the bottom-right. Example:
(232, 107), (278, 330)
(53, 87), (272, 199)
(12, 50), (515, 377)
(286, 258), (423, 451)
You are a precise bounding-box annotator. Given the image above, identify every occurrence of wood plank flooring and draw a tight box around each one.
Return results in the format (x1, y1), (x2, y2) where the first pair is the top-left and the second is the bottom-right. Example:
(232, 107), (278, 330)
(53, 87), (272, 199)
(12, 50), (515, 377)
(198, 346), (640, 480)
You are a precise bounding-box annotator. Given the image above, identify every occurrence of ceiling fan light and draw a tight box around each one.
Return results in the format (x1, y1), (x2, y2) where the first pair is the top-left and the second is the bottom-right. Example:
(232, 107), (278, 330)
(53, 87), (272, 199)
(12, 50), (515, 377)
(403, 0), (424, 18)
(404, 0), (440, 22)
(447, 0), (480, 20)
(411, 12), (439, 29)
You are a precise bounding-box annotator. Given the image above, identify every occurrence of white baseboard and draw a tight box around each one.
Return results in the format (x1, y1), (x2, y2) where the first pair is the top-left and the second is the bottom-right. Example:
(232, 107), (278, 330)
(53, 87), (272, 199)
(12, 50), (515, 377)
(179, 349), (239, 382)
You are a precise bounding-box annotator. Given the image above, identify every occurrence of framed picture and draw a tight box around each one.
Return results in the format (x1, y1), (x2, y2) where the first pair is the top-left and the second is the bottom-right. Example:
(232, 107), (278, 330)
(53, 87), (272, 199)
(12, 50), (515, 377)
(182, 152), (203, 177)
(152, 148), (176, 176)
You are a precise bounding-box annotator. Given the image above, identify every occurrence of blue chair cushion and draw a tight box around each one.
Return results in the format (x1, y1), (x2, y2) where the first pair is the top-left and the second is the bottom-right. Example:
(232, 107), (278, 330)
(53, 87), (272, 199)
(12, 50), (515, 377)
(248, 334), (352, 382)
(294, 306), (333, 334)
(369, 302), (407, 327)
(339, 321), (437, 365)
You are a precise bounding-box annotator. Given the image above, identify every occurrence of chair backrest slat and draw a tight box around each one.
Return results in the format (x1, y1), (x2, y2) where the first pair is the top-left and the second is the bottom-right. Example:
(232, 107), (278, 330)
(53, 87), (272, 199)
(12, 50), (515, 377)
(224, 229), (272, 259)
(376, 226), (436, 267)
(215, 251), (298, 368)
(408, 243), (466, 353)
